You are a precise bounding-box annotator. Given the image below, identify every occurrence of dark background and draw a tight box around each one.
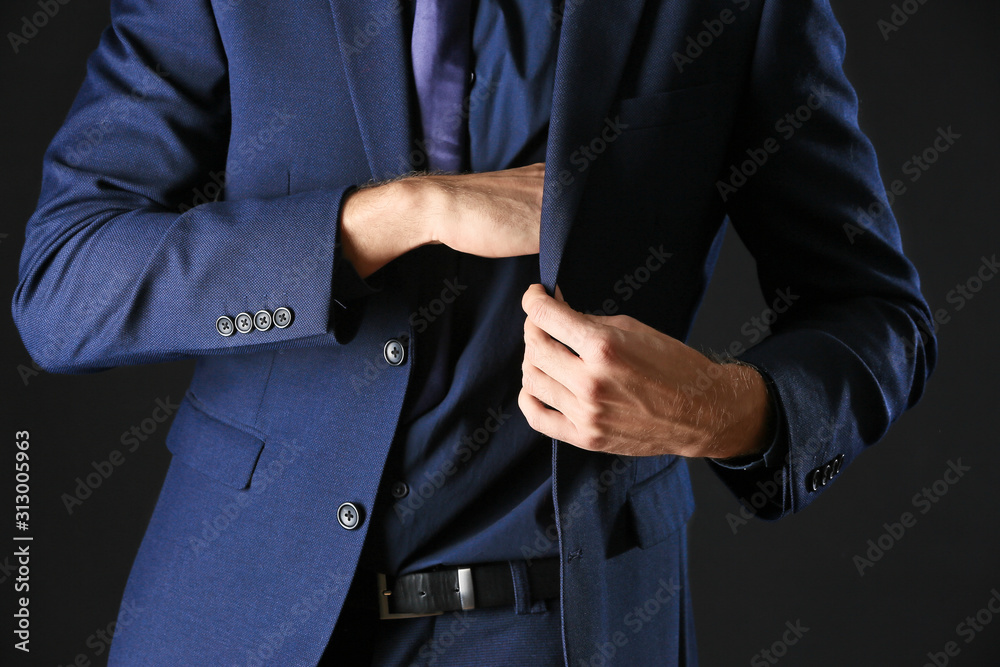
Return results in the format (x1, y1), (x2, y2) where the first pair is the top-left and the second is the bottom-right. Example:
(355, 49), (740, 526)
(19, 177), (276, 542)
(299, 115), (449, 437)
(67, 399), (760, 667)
(2, 1), (997, 665)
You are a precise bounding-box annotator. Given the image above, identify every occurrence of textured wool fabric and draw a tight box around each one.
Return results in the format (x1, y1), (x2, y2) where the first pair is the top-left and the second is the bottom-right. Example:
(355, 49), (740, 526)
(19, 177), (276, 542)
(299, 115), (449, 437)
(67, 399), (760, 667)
(12, 0), (936, 664)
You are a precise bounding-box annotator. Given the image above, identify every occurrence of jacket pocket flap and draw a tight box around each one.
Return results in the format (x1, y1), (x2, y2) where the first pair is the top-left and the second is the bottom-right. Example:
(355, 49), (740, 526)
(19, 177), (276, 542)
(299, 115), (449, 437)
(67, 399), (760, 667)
(165, 395), (265, 490)
(626, 458), (696, 549)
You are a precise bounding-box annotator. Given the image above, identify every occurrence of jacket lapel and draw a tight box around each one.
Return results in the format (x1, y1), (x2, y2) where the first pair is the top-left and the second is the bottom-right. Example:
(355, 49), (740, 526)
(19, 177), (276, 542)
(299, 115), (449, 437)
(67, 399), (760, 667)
(326, 0), (414, 181)
(540, 0), (650, 293)
(325, 0), (648, 287)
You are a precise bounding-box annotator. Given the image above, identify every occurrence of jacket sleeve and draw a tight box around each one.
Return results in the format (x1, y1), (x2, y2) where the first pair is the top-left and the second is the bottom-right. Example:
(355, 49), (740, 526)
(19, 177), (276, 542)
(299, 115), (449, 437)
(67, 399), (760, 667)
(11, 0), (368, 374)
(705, 0), (937, 518)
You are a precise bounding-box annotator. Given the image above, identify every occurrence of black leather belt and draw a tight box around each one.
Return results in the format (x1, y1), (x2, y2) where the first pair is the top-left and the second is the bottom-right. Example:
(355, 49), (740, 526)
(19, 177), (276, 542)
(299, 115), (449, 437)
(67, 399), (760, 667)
(373, 558), (560, 619)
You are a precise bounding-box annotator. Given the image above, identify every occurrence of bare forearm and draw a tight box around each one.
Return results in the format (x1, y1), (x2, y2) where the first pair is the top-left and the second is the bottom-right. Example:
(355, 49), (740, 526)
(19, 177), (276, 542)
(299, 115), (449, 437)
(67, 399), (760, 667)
(339, 180), (435, 279)
(339, 163), (544, 279)
(704, 363), (775, 461)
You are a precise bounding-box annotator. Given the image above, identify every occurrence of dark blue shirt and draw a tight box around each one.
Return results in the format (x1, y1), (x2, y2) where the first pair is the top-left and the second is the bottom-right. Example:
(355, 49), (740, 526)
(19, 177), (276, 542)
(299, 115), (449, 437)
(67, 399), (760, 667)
(342, 0), (562, 575)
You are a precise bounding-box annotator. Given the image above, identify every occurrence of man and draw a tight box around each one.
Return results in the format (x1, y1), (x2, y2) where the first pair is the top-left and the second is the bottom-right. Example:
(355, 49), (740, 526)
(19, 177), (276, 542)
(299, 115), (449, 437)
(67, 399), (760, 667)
(12, 0), (935, 664)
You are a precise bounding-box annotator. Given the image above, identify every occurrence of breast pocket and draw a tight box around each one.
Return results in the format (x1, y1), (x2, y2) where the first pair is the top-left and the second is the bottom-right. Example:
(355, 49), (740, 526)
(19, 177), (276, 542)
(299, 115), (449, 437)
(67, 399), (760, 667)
(164, 393), (266, 490)
(612, 81), (727, 131)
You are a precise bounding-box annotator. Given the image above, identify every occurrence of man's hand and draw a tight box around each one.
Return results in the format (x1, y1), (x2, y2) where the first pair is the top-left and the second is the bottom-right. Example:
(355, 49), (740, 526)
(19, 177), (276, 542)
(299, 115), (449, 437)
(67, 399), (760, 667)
(340, 163), (544, 278)
(518, 283), (774, 460)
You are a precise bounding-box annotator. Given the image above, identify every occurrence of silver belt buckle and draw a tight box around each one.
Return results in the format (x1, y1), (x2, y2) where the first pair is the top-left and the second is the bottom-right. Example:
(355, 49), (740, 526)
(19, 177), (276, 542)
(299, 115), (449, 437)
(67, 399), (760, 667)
(377, 568), (476, 620)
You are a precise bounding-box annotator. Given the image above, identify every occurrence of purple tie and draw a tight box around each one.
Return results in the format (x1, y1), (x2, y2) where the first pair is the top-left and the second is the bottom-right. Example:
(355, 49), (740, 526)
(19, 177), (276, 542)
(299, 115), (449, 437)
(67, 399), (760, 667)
(411, 0), (473, 172)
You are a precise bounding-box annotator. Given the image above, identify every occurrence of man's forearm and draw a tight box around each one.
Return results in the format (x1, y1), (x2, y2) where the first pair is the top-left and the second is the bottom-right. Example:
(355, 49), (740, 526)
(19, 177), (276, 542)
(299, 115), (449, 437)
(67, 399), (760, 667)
(339, 180), (435, 279)
(339, 163), (545, 278)
(704, 362), (775, 462)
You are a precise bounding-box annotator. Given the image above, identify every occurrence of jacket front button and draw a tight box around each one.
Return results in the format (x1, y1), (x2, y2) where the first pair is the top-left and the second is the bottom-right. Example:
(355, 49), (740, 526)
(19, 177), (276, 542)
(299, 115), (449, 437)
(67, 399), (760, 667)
(391, 481), (409, 499)
(338, 502), (362, 530)
(384, 339), (406, 366)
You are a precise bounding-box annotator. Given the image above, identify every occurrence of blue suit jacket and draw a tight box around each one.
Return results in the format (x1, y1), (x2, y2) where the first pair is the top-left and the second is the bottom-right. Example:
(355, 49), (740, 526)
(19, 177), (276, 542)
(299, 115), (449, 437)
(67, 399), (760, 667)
(13, 0), (935, 664)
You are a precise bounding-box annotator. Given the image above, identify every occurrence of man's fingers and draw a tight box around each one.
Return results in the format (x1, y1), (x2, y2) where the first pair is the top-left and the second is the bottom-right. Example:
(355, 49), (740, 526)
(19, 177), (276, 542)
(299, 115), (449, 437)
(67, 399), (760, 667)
(524, 316), (583, 392)
(521, 353), (577, 415)
(588, 313), (652, 336)
(517, 387), (577, 443)
(521, 284), (602, 358)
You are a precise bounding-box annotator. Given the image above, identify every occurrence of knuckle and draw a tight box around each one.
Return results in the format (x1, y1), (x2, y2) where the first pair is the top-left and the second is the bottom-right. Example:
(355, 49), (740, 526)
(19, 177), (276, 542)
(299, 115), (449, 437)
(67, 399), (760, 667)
(580, 429), (606, 452)
(588, 332), (618, 364)
(578, 375), (604, 402)
(521, 365), (537, 391)
(522, 341), (540, 366)
(528, 300), (547, 325)
(517, 389), (534, 419)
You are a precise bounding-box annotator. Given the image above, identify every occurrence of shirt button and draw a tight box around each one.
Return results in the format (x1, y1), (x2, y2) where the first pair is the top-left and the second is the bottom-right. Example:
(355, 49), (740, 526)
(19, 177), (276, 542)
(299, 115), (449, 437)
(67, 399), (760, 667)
(235, 312), (254, 334)
(273, 307), (293, 329)
(216, 316), (235, 337)
(383, 339), (406, 366)
(469, 70), (476, 84)
(337, 502), (362, 530)
(391, 481), (409, 499)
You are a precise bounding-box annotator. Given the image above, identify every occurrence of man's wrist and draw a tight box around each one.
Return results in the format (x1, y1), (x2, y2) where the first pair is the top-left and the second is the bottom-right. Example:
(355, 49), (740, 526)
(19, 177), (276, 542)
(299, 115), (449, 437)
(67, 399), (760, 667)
(340, 179), (434, 279)
(706, 361), (775, 461)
